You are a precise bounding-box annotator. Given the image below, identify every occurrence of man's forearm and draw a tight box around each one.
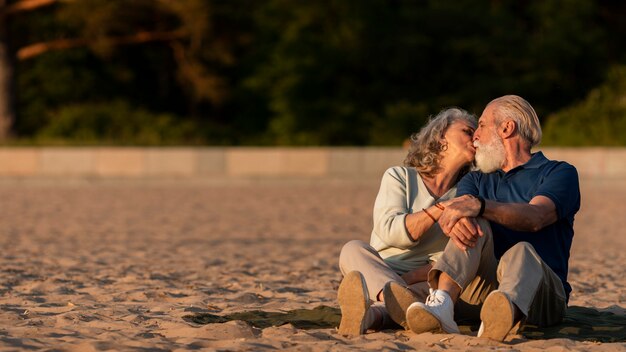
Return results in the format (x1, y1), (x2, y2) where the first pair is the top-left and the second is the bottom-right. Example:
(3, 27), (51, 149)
(438, 194), (557, 235)
(483, 199), (556, 232)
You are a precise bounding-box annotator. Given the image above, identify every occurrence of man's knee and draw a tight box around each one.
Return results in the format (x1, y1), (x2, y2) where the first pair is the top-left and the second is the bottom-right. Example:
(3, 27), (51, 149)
(506, 242), (537, 258)
(473, 217), (493, 249)
(476, 217), (492, 236)
(499, 242), (542, 272)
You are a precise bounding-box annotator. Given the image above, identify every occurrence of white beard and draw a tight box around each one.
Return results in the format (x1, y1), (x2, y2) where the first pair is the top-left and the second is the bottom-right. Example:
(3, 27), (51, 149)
(474, 135), (506, 173)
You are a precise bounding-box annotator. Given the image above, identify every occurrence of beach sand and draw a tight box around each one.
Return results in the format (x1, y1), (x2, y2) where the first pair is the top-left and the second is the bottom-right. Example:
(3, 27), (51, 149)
(0, 179), (624, 351)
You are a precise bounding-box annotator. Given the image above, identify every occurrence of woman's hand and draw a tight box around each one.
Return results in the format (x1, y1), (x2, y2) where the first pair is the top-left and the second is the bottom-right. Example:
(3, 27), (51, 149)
(439, 195), (482, 233)
(401, 263), (433, 285)
(446, 217), (483, 251)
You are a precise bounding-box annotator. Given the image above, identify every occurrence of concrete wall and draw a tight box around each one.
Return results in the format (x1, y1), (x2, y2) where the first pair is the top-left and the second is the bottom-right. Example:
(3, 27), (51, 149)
(0, 147), (623, 180)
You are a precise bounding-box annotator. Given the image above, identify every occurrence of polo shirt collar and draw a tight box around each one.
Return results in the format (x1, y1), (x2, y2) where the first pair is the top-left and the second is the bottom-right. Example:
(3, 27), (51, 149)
(504, 151), (549, 175)
(523, 151), (549, 169)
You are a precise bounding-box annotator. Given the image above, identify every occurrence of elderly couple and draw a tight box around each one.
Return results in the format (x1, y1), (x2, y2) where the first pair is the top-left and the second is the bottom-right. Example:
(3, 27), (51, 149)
(337, 95), (580, 341)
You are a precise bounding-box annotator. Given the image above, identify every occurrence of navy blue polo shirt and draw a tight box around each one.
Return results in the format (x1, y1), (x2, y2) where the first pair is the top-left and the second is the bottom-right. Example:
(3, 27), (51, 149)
(457, 152), (580, 300)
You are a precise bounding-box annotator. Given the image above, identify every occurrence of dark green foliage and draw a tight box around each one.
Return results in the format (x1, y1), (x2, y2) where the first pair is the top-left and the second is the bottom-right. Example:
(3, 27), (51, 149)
(3, 0), (626, 145)
(16, 49), (118, 135)
(543, 65), (626, 146)
(36, 100), (199, 145)
(241, 0), (619, 145)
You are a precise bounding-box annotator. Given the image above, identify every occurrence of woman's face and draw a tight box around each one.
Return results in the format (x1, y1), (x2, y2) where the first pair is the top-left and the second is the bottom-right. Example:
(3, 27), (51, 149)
(441, 120), (476, 165)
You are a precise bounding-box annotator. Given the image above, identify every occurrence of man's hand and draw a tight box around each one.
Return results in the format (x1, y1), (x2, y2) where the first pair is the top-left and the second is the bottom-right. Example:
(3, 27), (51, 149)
(446, 217), (483, 251)
(438, 195), (482, 234)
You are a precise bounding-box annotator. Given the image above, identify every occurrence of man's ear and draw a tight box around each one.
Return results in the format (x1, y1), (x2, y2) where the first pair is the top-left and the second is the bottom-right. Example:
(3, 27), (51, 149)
(499, 120), (516, 139)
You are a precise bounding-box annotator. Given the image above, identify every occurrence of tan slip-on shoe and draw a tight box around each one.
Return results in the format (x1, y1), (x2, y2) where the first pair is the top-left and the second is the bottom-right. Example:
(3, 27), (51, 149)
(478, 290), (515, 341)
(383, 281), (419, 329)
(337, 271), (370, 335)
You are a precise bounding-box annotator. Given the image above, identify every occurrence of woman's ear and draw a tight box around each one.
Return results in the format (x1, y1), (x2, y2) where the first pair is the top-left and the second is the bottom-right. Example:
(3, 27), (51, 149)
(440, 139), (448, 151)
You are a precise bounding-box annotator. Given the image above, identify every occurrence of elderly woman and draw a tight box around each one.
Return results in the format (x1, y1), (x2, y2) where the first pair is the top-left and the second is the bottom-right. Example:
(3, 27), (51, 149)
(338, 107), (478, 335)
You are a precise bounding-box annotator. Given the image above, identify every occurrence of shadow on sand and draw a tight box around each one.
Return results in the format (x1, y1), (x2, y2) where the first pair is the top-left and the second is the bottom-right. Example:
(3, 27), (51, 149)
(184, 305), (626, 343)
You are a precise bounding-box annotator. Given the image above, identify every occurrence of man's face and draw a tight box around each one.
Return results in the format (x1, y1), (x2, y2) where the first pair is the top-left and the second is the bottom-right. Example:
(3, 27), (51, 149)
(473, 105), (506, 173)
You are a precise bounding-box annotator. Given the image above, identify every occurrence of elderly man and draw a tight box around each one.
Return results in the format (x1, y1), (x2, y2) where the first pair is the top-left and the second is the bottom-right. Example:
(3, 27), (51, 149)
(391, 95), (580, 341)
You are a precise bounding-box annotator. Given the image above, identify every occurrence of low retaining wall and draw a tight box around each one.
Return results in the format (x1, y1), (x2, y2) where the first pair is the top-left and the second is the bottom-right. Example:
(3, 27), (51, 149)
(0, 147), (623, 180)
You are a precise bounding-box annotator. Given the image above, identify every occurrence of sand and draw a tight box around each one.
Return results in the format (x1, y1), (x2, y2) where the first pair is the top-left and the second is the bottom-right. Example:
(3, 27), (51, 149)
(0, 178), (624, 351)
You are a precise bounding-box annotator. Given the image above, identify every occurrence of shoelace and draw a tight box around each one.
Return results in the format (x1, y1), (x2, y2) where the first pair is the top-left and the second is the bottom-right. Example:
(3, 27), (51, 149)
(425, 289), (444, 306)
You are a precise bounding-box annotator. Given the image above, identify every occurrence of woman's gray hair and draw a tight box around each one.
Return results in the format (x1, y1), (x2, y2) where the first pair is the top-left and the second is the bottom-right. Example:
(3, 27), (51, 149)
(488, 95), (542, 147)
(404, 107), (477, 177)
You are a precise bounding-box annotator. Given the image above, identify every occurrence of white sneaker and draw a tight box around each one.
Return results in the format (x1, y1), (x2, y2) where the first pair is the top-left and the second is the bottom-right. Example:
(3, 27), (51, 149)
(406, 289), (460, 334)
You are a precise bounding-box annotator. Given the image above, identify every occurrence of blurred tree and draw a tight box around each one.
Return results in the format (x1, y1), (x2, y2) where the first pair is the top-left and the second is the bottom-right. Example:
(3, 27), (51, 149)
(14, 0), (229, 102)
(0, 0), (59, 140)
(0, 5), (13, 140)
(2, 0), (240, 143)
(245, 0), (617, 145)
(36, 100), (198, 145)
(246, 0), (438, 145)
(542, 65), (626, 146)
(1, 0), (625, 145)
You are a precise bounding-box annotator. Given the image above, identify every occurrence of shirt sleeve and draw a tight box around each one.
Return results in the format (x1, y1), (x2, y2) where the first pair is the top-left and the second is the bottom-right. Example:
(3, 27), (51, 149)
(371, 167), (417, 249)
(534, 163), (581, 219)
(456, 172), (480, 197)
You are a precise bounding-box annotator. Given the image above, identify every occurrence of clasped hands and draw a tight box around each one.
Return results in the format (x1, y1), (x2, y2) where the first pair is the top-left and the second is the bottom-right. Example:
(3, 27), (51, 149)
(439, 195), (484, 251)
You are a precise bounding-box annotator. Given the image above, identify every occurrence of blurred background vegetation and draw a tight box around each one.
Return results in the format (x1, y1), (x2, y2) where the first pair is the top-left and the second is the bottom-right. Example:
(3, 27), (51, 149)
(1, 0), (625, 146)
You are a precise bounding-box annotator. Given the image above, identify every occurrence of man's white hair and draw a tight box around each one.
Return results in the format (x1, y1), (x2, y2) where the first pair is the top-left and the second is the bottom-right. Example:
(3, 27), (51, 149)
(488, 95), (542, 147)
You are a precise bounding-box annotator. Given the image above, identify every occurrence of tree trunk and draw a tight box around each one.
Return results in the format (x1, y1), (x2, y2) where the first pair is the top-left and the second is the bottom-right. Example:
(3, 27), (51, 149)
(0, 15), (15, 140)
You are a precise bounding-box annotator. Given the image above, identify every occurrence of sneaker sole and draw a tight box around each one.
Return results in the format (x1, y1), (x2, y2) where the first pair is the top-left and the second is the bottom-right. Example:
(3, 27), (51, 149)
(406, 304), (443, 334)
(479, 291), (514, 341)
(383, 282), (419, 329)
(338, 271), (369, 335)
